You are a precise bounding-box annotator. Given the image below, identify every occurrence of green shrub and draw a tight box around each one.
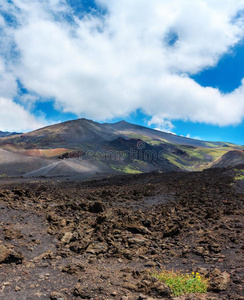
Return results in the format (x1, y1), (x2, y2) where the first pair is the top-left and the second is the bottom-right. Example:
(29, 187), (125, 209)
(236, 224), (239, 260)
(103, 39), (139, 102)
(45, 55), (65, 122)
(153, 269), (209, 296)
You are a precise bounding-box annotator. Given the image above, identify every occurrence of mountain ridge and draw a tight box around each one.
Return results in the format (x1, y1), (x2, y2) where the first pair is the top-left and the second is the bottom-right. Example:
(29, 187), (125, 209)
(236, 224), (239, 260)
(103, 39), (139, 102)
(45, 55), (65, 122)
(0, 118), (243, 177)
(0, 131), (20, 138)
(1, 118), (233, 147)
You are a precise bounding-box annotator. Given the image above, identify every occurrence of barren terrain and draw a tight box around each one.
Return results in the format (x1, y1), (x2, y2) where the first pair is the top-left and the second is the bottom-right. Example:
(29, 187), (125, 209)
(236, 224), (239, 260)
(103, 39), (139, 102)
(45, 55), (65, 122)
(0, 167), (243, 300)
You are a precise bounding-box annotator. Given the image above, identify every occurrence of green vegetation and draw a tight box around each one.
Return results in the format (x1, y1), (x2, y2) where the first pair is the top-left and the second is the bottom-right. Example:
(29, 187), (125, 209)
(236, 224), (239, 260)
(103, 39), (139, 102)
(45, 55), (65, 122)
(234, 169), (244, 181)
(235, 175), (244, 180)
(110, 164), (142, 174)
(124, 166), (142, 174)
(165, 153), (188, 170)
(122, 132), (244, 172)
(0, 174), (7, 178)
(182, 146), (229, 160)
(164, 146), (233, 171)
(125, 132), (168, 144)
(165, 151), (209, 171)
(133, 159), (148, 166)
(153, 269), (209, 296)
(204, 142), (220, 148)
(148, 139), (168, 145)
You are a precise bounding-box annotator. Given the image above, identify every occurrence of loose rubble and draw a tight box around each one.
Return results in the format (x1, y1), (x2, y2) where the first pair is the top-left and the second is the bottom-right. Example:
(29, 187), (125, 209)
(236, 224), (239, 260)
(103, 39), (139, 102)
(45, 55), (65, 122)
(0, 167), (243, 299)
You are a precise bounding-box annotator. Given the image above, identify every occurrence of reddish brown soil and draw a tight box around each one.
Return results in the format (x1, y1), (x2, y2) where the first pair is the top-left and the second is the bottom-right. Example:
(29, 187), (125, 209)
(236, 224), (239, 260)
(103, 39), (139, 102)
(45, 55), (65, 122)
(0, 167), (243, 300)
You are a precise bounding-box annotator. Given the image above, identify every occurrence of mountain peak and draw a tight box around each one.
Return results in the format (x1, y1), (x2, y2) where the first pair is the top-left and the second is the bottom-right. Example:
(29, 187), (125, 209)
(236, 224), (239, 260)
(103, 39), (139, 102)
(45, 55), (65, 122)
(113, 120), (129, 125)
(0, 131), (20, 138)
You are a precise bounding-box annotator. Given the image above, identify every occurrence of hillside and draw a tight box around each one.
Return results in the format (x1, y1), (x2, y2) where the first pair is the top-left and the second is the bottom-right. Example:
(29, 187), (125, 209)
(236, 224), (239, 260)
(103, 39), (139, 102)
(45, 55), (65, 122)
(211, 150), (244, 168)
(0, 118), (235, 149)
(0, 118), (243, 177)
(0, 131), (19, 138)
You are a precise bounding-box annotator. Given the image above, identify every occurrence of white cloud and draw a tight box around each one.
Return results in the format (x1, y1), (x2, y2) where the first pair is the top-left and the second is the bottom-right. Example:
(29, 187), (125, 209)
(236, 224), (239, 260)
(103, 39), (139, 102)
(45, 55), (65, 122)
(148, 116), (175, 133)
(0, 97), (45, 132)
(185, 133), (202, 141)
(0, 3), (47, 131)
(0, 59), (17, 99)
(1, 0), (244, 131)
(0, 58), (44, 132)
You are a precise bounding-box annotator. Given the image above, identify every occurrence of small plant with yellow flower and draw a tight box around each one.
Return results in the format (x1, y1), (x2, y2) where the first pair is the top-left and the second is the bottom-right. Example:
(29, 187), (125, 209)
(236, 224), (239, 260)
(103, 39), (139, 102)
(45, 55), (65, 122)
(152, 269), (209, 296)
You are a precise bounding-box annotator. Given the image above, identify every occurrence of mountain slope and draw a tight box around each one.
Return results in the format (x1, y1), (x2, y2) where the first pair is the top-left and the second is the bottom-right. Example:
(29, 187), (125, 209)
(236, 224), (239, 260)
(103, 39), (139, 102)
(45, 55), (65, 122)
(0, 118), (243, 177)
(0, 119), (116, 149)
(0, 118), (231, 149)
(0, 131), (20, 138)
(0, 149), (52, 176)
(211, 150), (244, 168)
(109, 120), (217, 148)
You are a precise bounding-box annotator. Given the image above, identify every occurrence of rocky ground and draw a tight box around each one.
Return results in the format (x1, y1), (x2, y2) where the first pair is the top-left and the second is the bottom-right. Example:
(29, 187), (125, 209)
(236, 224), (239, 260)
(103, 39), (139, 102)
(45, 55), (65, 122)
(0, 167), (243, 300)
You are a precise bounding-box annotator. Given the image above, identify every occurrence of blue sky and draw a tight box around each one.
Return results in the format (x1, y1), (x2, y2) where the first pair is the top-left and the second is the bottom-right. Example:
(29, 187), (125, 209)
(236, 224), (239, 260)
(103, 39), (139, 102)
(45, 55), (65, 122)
(0, 0), (244, 145)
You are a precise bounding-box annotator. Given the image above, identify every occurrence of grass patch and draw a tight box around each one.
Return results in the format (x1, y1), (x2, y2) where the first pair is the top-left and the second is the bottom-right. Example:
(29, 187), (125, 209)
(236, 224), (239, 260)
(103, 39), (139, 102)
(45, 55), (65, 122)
(124, 166), (142, 174)
(153, 269), (209, 296)
(235, 175), (244, 181)
(164, 153), (187, 170)
(234, 169), (244, 181)
(110, 164), (142, 174)
(204, 142), (220, 148)
(164, 146), (233, 171)
(124, 132), (168, 144)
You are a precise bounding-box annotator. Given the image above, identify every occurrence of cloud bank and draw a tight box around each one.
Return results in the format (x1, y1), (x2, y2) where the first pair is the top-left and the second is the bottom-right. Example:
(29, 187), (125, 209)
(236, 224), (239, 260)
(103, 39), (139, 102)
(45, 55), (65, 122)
(0, 0), (244, 131)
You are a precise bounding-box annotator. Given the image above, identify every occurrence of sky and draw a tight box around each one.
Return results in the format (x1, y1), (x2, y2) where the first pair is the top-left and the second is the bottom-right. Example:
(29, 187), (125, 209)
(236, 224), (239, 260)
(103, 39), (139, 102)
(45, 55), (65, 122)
(0, 0), (244, 144)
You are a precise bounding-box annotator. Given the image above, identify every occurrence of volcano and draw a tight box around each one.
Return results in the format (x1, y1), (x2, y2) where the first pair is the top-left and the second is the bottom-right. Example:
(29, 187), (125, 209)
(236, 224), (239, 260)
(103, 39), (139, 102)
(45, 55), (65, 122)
(0, 118), (243, 177)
